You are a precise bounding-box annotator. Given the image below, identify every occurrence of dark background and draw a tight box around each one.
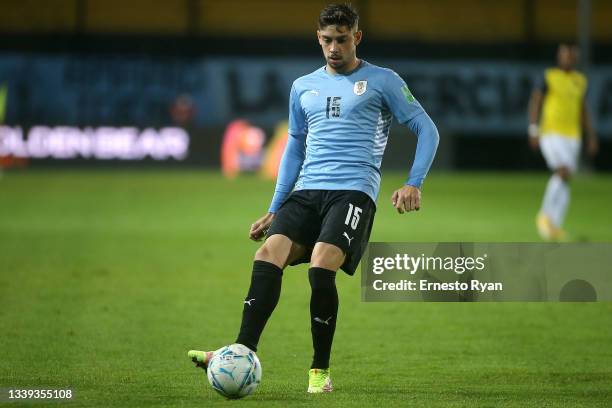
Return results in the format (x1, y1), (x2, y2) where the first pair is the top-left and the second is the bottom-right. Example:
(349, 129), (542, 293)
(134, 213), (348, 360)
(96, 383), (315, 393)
(1, 0), (611, 170)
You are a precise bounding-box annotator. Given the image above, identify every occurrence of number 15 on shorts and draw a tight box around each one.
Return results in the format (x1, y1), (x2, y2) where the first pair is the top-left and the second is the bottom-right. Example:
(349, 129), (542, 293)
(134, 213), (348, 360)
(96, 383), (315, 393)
(344, 203), (362, 230)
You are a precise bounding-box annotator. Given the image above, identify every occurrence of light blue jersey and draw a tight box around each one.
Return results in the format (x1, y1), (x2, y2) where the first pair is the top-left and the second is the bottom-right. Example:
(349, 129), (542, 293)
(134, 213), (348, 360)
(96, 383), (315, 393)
(269, 60), (438, 213)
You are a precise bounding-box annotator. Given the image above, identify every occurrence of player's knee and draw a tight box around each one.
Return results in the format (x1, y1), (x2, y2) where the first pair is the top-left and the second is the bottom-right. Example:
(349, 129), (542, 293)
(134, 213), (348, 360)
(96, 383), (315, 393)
(556, 167), (571, 182)
(310, 243), (345, 271)
(254, 242), (283, 268)
(254, 244), (271, 261)
(254, 235), (292, 268)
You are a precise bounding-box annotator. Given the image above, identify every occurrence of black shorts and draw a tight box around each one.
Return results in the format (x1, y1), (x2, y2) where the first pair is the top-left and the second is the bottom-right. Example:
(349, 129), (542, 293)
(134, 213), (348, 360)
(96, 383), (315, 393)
(266, 189), (376, 275)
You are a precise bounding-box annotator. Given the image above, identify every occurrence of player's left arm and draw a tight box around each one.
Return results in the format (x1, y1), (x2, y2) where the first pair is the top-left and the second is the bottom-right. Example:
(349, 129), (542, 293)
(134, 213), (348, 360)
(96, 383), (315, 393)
(382, 71), (439, 214)
(581, 98), (599, 157)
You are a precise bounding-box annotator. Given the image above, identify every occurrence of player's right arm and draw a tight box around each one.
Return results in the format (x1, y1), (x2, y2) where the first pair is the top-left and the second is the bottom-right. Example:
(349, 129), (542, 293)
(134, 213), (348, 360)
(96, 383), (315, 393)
(528, 73), (546, 150)
(249, 83), (307, 241)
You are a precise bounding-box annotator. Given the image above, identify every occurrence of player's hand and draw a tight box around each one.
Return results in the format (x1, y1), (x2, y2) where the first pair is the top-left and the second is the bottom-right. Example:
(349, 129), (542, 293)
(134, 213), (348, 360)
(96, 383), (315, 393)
(249, 212), (275, 241)
(587, 137), (599, 157)
(391, 185), (421, 214)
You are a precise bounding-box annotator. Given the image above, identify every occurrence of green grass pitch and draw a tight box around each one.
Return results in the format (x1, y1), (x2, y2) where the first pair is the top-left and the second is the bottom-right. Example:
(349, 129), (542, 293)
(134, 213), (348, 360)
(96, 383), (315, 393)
(1, 170), (611, 407)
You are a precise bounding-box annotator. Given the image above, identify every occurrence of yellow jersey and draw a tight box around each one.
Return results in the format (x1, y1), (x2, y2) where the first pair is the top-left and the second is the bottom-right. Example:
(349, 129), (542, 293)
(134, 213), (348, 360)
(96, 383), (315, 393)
(539, 68), (587, 139)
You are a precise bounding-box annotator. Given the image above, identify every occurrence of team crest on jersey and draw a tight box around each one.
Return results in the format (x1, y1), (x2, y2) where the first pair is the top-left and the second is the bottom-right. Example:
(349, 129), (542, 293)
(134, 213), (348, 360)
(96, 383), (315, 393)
(353, 80), (367, 96)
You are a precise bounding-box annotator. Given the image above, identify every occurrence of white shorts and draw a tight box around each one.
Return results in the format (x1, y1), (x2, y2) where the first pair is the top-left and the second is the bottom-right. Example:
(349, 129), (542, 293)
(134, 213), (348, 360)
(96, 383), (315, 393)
(539, 133), (581, 173)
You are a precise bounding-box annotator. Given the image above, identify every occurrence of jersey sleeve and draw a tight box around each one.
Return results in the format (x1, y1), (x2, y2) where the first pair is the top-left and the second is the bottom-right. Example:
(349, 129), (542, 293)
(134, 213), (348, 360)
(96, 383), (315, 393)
(381, 70), (426, 126)
(268, 83), (307, 213)
(382, 70), (439, 189)
(404, 112), (439, 188)
(288, 82), (308, 136)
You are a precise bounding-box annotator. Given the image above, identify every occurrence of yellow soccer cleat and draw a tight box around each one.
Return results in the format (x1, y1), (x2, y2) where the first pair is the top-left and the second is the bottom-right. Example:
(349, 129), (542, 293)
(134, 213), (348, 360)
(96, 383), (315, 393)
(536, 213), (554, 241)
(550, 227), (568, 242)
(307, 368), (333, 393)
(188, 350), (214, 372)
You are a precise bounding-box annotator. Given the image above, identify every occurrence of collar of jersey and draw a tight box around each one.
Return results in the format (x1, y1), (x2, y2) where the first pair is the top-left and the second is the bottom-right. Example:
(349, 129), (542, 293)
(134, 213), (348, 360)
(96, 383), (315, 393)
(322, 59), (366, 78)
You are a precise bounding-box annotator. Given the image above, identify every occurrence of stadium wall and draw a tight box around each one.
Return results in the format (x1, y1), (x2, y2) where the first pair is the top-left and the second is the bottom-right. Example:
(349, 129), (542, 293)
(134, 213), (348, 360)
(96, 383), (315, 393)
(1, 54), (611, 171)
(2, 0), (612, 42)
(1, 55), (611, 134)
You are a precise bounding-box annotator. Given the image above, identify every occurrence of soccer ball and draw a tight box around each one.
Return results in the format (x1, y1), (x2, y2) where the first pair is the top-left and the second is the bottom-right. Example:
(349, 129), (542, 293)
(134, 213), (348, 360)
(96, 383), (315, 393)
(207, 343), (262, 399)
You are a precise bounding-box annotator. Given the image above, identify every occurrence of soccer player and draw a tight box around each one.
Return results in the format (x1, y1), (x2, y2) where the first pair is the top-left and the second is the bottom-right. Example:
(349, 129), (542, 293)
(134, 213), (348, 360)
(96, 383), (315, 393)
(189, 3), (439, 393)
(528, 44), (598, 240)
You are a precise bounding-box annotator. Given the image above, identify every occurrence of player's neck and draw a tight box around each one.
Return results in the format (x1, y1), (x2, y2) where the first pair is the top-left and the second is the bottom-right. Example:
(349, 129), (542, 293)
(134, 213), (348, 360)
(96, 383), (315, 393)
(327, 58), (361, 75)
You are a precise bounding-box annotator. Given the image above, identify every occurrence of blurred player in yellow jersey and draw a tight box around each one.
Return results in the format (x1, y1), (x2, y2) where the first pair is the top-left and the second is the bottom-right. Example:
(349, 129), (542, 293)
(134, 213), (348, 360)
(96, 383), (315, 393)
(528, 43), (599, 241)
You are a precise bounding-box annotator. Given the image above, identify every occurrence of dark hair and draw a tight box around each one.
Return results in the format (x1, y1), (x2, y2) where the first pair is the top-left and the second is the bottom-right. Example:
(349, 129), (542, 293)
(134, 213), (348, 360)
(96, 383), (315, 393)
(559, 42), (578, 49)
(318, 3), (359, 30)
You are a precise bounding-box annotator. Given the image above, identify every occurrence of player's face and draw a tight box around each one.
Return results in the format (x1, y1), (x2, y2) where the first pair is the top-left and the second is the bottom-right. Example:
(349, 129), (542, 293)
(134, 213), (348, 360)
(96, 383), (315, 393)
(317, 25), (362, 73)
(557, 45), (579, 70)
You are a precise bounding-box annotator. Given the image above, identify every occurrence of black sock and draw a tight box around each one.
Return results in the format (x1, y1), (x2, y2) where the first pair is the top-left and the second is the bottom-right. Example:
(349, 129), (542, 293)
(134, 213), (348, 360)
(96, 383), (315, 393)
(235, 260), (283, 352)
(309, 267), (338, 369)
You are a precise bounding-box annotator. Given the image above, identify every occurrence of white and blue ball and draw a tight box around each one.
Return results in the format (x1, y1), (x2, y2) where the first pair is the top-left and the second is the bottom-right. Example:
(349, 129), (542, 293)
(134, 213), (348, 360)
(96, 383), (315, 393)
(207, 343), (262, 399)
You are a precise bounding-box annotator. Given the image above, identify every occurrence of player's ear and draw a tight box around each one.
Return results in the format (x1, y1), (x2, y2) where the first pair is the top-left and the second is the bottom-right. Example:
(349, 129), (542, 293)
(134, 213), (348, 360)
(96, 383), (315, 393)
(354, 30), (363, 46)
(317, 30), (323, 45)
